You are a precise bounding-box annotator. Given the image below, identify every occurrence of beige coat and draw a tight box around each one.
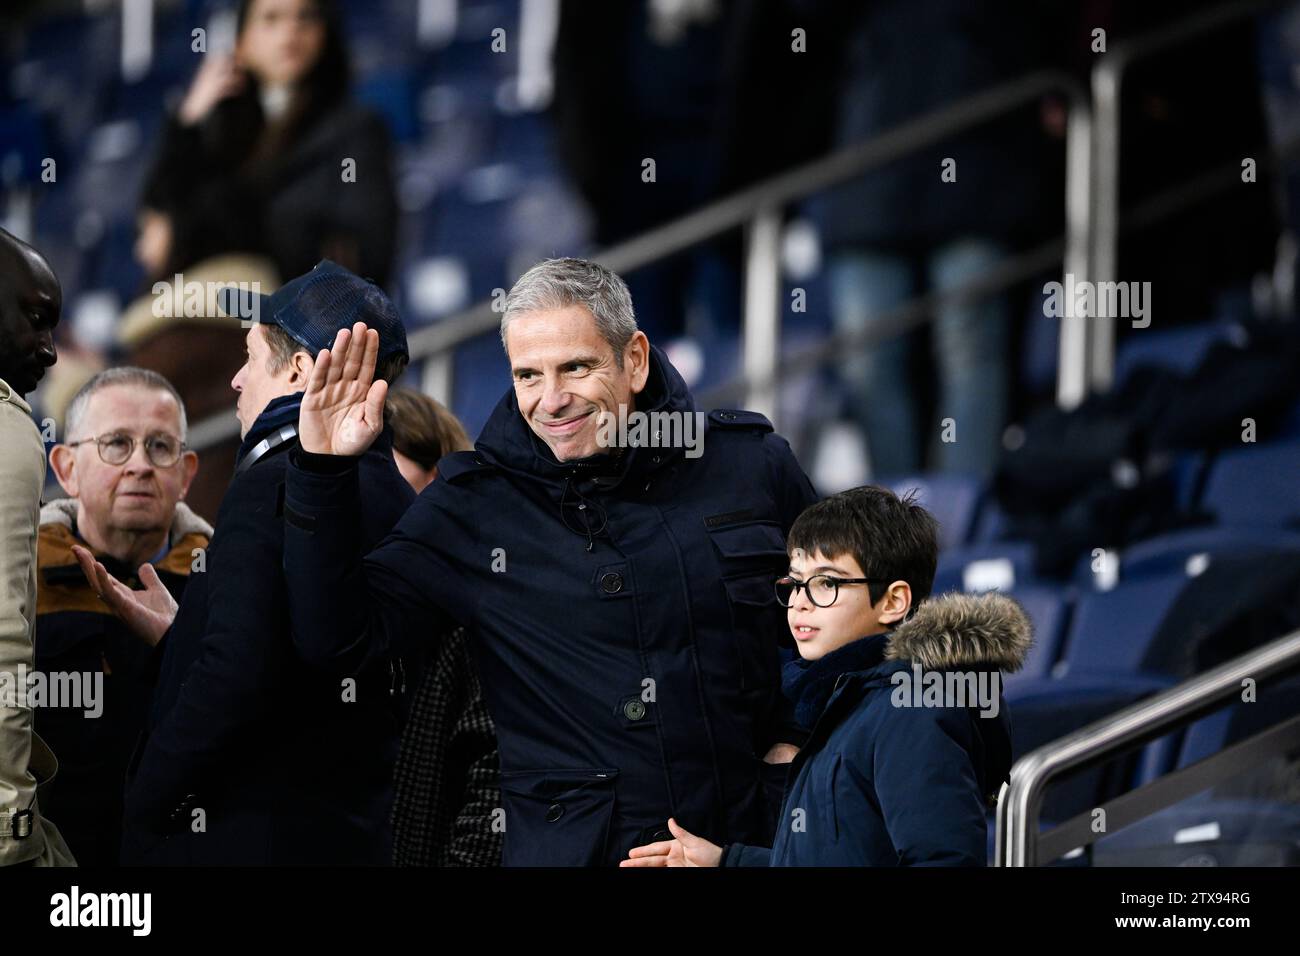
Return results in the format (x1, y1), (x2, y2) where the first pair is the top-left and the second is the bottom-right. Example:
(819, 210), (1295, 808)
(0, 378), (74, 866)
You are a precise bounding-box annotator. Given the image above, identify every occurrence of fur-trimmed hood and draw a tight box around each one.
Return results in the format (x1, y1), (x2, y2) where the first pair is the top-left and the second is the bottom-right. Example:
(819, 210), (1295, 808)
(39, 496), (214, 541)
(884, 591), (1033, 672)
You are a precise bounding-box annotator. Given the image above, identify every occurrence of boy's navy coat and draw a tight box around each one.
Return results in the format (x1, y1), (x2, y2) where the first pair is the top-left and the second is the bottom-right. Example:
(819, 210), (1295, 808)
(121, 395), (415, 865)
(282, 347), (818, 866)
(726, 593), (1031, 867)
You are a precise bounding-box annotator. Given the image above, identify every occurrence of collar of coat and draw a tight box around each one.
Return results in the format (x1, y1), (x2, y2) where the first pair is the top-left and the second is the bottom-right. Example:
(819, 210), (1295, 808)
(0, 376), (33, 413)
(783, 591), (1033, 726)
(36, 499), (214, 615)
(39, 496), (214, 542)
(883, 591), (1033, 672)
(236, 391), (303, 468)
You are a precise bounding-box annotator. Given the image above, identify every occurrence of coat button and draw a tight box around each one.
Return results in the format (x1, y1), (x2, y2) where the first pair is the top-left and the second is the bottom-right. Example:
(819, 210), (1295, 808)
(545, 803), (565, 823)
(652, 828), (670, 842)
(624, 699), (646, 721)
(600, 572), (623, 594)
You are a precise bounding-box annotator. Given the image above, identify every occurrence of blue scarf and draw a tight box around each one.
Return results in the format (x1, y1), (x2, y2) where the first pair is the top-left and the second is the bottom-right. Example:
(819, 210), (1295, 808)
(235, 391), (303, 471)
(781, 631), (892, 729)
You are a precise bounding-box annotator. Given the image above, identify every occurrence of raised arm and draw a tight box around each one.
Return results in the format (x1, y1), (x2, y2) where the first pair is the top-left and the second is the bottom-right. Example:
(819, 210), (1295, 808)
(284, 323), (466, 676)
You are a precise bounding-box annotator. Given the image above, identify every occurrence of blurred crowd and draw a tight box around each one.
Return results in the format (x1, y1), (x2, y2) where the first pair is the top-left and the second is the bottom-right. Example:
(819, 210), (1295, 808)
(0, 0), (1293, 514)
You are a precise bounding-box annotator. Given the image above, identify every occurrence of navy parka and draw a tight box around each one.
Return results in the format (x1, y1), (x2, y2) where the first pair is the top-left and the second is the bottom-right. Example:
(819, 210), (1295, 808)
(282, 347), (818, 865)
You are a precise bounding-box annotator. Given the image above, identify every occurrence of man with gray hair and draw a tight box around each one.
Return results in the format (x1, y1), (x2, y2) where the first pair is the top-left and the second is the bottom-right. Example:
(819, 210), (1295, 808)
(38, 367), (210, 865)
(283, 256), (819, 865)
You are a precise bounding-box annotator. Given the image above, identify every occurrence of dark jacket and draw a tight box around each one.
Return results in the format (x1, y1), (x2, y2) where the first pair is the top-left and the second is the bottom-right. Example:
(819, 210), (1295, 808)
(121, 393), (415, 865)
(391, 626), (502, 866)
(33, 499), (212, 867)
(282, 346), (819, 866)
(725, 592), (1031, 867)
(141, 95), (398, 287)
(815, 0), (1055, 251)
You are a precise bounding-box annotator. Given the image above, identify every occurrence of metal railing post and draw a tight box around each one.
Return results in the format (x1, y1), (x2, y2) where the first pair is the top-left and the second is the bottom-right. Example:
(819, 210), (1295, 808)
(1086, 0), (1283, 396)
(1057, 97), (1095, 409)
(1088, 62), (1122, 396)
(741, 208), (783, 423)
(421, 351), (454, 408)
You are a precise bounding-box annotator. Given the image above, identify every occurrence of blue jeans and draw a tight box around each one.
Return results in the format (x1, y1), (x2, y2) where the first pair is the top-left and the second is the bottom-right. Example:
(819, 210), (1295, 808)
(828, 239), (1010, 478)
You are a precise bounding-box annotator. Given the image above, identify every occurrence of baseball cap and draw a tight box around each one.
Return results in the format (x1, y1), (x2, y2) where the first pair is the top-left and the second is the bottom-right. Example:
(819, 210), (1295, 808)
(217, 260), (408, 362)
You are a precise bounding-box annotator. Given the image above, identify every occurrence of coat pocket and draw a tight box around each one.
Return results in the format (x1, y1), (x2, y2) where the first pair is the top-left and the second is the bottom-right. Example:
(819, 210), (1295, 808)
(707, 520), (789, 689)
(498, 768), (620, 867)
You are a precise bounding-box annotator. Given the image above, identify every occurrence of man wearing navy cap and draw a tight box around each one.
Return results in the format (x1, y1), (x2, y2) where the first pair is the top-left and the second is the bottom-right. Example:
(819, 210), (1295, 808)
(76, 261), (418, 864)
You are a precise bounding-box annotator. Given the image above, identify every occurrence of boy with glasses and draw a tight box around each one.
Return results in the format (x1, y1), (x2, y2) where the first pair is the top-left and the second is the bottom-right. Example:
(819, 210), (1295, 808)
(623, 485), (1032, 867)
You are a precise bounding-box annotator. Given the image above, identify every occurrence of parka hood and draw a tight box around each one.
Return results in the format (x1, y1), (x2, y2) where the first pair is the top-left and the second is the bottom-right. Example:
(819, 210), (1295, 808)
(885, 591), (1033, 672)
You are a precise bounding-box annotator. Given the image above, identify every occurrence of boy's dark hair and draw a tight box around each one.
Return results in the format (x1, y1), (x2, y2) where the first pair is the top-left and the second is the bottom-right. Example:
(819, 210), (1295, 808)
(787, 485), (939, 608)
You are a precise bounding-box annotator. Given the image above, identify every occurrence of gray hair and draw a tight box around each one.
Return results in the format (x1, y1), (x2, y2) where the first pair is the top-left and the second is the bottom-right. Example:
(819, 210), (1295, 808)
(65, 367), (189, 443)
(500, 258), (638, 365)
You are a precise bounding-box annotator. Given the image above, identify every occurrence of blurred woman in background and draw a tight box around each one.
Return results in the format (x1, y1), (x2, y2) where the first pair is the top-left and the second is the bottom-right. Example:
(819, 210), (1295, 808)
(128, 0), (399, 520)
(136, 0), (397, 288)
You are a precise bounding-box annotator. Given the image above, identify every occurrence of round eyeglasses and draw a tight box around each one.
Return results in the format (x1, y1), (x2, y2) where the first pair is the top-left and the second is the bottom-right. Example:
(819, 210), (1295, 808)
(774, 574), (889, 608)
(65, 432), (187, 468)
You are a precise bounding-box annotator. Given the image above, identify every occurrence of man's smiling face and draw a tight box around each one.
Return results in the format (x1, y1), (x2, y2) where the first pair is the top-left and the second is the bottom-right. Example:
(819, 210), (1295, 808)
(506, 305), (649, 462)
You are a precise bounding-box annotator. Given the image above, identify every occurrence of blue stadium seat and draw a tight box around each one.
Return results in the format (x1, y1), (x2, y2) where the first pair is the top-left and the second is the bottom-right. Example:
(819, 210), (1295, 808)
(1123, 526), (1300, 580)
(450, 330), (510, 439)
(1055, 572), (1193, 678)
(1114, 318), (1241, 387)
(885, 473), (984, 551)
(1001, 586), (1071, 688)
(1072, 525), (1300, 590)
(933, 540), (1037, 594)
(356, 71), (421, 144)
(1201, 440), (1300, 528)
(1092, 799), (1300, 866)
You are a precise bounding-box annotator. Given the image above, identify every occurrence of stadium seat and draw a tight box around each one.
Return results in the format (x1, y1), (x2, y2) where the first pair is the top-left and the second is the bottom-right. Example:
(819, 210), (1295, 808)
(1073, 525), (1300, 590)
(1054, 572), (1193, 678)
(1113, 318), (1244, 387)
(933, 540), (1037, 594)
(1001, 586), (1071, 688)
(1092, 799), (1300, 866)
(885, 473), (984, 550)
(1201, 440), (1300, 528)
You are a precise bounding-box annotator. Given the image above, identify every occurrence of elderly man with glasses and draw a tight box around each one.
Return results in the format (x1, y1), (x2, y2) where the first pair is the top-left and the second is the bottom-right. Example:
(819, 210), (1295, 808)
(38, 367), (209, 865)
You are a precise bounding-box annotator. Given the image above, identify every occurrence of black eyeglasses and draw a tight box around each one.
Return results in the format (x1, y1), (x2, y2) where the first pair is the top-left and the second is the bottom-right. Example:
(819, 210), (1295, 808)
(65, 432), (187, 468)
(775, 574), (889, 608)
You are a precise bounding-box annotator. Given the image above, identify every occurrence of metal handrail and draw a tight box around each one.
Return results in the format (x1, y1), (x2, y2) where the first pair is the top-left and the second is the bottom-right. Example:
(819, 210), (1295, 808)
(996, 626), (1300, 866)
(181, 70), (1089, 450)
(1088, 0), (1285, 392)
(704, 130), (1300, 411)
(410, 69), (1091, 421)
